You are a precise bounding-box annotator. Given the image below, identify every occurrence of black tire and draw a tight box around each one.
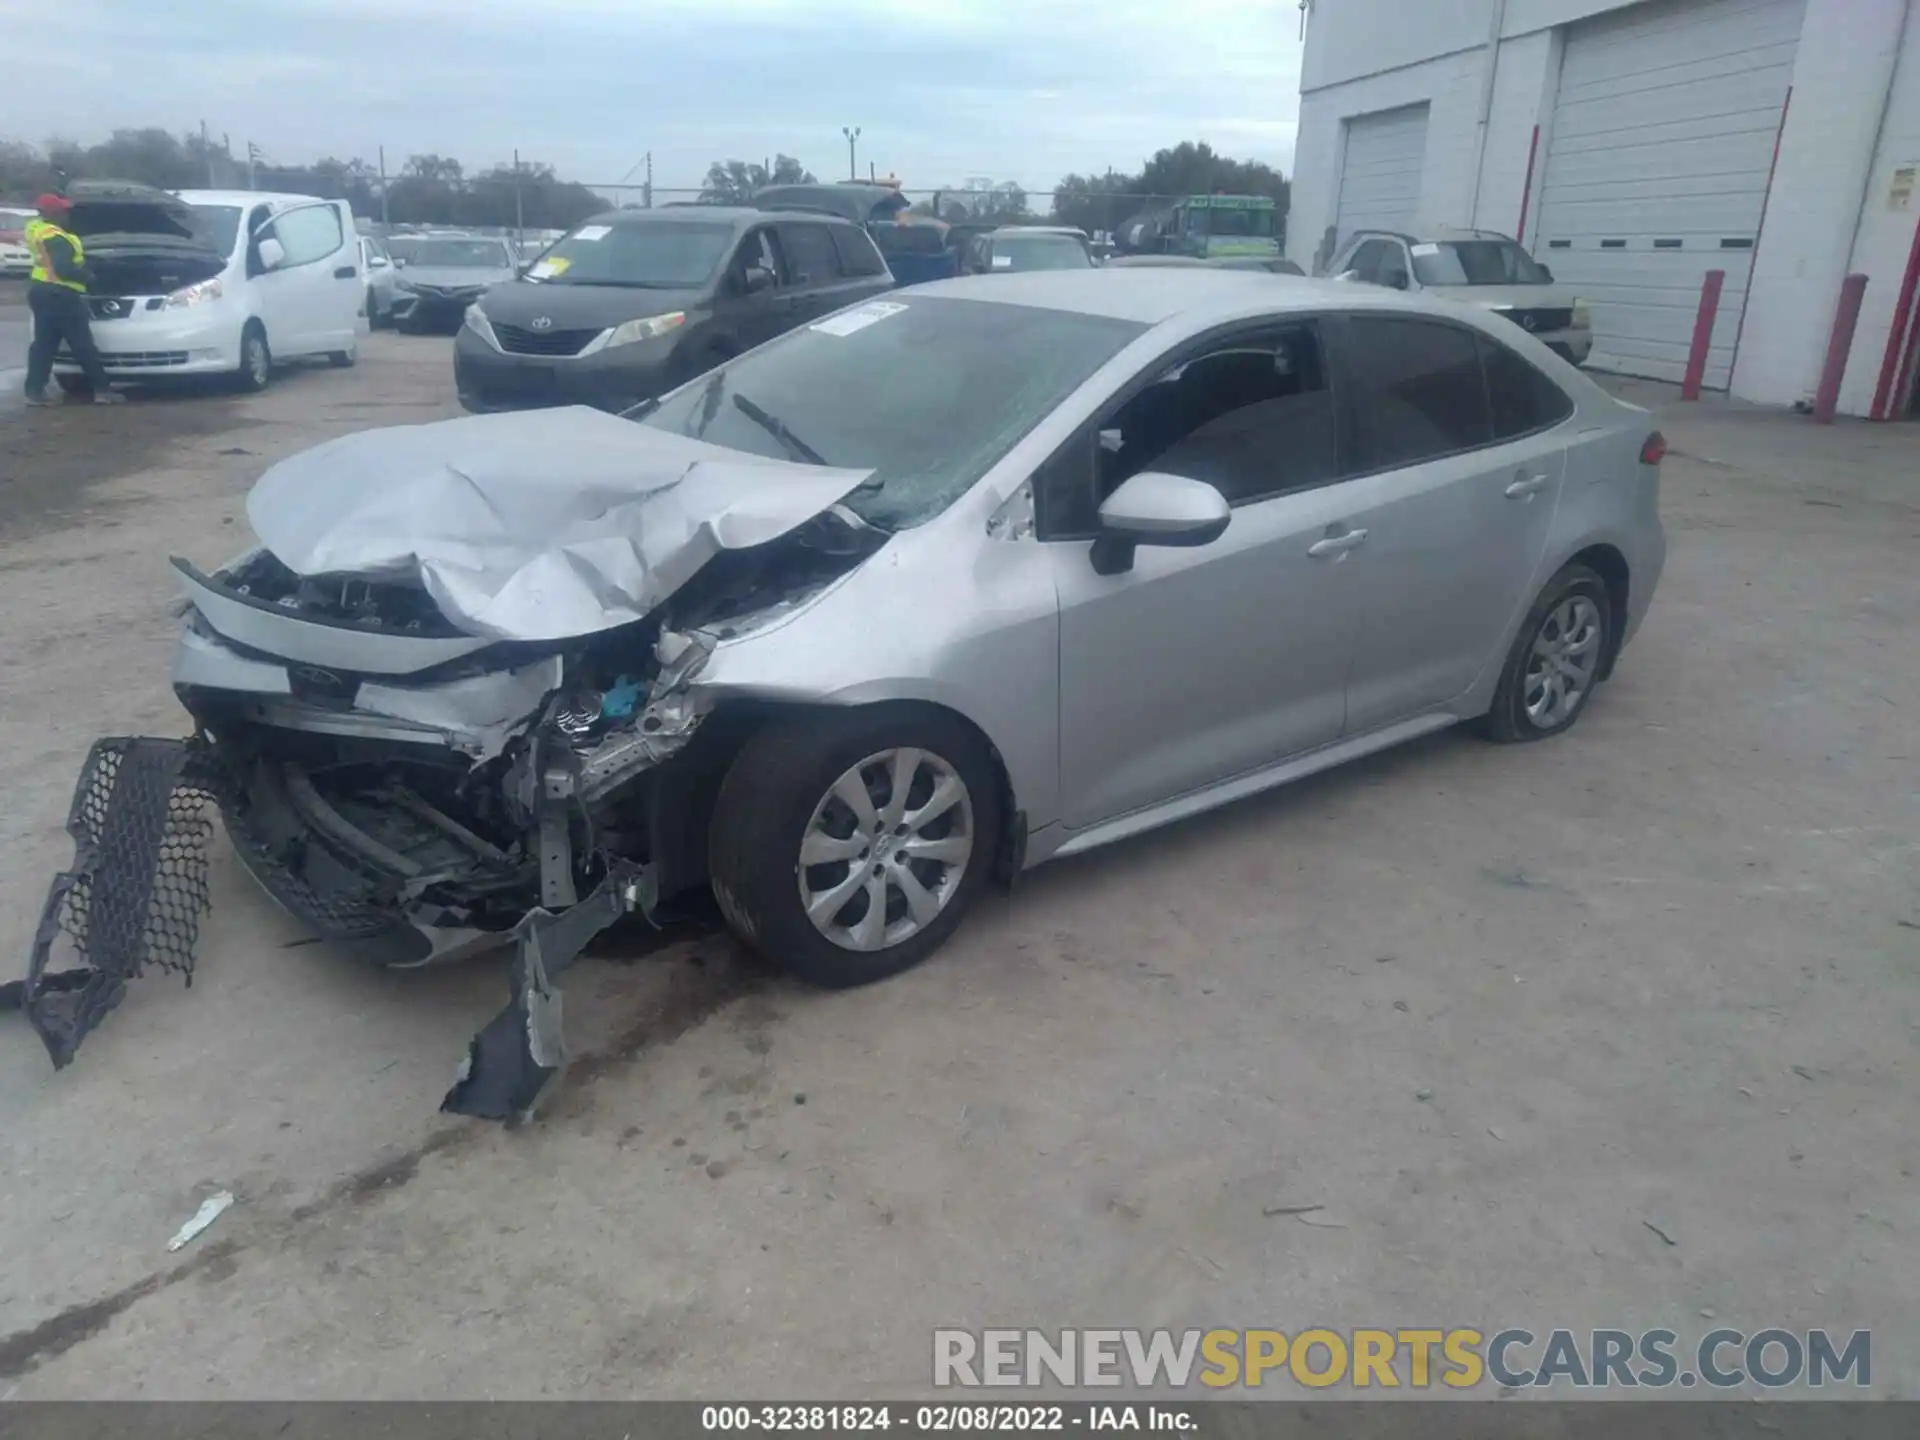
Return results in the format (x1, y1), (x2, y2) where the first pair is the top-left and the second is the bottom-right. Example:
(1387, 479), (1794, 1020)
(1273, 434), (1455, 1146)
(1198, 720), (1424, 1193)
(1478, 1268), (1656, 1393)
(1477, 563), (1613, 744)
(328, 345), (356, 368)
(234, 323), (271, 393)
(55, 374), (92, 397)
(709, 705), (1003, 989)
(365, 290), (384, 330)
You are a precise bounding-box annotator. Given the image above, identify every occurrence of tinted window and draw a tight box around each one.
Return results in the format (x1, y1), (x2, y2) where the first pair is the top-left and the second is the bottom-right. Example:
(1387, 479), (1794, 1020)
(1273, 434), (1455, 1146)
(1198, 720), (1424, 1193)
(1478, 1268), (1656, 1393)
(1480, 334), (1574, 439)
(777, 223), (841, 283)
(640, 297), (1144, 531)
(830, 224), (887, 276)
(1413, 240), (1552, 287)
(535, 221), (732, 287)
(1342, 316), (1492, 470)
(1107, 325), (1336, 508)
(269, 205), (343, 266)
(870, 223), (945, 258)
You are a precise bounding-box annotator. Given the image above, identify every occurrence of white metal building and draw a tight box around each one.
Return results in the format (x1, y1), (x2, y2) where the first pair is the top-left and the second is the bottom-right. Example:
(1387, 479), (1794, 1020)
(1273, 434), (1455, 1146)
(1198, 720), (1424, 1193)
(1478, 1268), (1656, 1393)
(1290, 0), (1920, 418)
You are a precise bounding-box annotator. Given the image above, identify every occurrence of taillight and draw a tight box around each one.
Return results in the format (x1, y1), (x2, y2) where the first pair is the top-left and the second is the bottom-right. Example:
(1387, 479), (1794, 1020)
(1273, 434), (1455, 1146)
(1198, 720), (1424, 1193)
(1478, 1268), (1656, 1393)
(1639, 431), (1667, 466)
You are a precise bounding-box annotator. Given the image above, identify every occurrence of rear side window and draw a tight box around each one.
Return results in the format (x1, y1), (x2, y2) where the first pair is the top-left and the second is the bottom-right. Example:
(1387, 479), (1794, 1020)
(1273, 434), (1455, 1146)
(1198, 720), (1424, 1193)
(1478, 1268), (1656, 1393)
(777, 223), (841, 284)
(1479, 334), (1573, 439)
(1341, 316), (1492, 471)
(829, 224), (886, 277)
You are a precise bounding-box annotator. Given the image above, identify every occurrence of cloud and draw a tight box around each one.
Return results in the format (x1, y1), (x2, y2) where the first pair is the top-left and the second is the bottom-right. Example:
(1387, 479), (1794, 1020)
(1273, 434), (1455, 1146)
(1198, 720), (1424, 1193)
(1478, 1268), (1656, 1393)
(0, 0), (1303, 194)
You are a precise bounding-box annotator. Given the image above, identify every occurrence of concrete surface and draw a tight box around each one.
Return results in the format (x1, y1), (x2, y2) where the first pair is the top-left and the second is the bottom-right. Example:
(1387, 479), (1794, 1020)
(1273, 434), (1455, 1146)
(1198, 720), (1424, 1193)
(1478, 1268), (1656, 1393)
(1, 304), (1915, 1400)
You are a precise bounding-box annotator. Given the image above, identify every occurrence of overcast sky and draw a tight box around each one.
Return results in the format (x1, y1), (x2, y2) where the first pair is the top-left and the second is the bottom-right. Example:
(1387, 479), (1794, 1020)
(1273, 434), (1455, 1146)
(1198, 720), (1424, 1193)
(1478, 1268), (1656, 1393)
(4, 0), (1304, 195)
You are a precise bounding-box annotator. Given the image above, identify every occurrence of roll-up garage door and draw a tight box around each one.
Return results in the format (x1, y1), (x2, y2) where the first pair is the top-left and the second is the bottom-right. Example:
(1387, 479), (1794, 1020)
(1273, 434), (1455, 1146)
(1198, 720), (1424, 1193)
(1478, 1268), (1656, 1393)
(1532, 0), (1803, 386)
(1336, 104), (1431, 244)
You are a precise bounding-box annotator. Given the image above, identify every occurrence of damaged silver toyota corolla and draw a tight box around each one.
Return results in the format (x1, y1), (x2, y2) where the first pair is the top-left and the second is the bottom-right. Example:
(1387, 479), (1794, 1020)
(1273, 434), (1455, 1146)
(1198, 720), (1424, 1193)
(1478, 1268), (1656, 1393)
(22, 272), (1666, 1120)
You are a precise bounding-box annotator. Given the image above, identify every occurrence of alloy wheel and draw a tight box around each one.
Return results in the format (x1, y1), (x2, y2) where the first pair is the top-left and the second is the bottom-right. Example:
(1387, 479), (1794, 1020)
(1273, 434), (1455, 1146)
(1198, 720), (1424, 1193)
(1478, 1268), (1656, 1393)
(1524, 595), (1603, 729)
(796, 747), (975, 953)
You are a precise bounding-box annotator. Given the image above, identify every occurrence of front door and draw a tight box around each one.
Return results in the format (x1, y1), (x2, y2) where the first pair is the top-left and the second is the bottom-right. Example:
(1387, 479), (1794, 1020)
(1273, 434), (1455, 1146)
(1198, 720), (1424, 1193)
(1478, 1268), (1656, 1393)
(716, 227), (792, 351)
(774, 221), (853, 325)
(1049, 321), (1367, 829)
(1328, 314), (1570, 732)
(253, 201), (355, 355)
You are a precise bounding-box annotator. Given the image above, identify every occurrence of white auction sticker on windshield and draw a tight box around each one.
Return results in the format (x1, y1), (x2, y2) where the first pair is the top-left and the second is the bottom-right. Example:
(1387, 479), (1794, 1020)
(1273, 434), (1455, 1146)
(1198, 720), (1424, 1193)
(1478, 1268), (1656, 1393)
(1410, 242), (1441, 256)
(573, 224), (612, 242)
(991, 254), (1014, 268)
(811, 301), (908, 337)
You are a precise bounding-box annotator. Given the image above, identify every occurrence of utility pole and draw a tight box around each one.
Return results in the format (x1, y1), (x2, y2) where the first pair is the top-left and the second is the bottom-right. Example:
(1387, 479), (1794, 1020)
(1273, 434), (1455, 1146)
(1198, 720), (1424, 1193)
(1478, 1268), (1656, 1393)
(643, 151), (653, 209)
(378, 145), (390, 226)
(200, 119), (216, 186)
(245, 141), (261, 190)
(842, 126), (861, 181)
(512, 147), (524, 243)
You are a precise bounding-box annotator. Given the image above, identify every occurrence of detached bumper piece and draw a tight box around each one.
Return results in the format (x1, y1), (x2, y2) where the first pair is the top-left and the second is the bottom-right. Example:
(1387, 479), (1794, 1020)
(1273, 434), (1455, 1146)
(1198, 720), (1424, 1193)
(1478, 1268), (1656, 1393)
(442, 860), (656, 1122)
(18, 737), (221, 1067)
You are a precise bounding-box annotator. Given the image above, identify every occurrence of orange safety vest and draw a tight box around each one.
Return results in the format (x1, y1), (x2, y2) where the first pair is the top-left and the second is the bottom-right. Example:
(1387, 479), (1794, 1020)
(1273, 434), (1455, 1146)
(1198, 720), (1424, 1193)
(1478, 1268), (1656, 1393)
(26, 217), (86, 292)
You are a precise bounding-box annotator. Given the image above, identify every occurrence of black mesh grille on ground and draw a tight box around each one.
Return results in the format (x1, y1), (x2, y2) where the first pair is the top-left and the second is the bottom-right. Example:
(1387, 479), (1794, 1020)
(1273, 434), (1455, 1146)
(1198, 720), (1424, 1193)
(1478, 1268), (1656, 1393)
(21, 736), (223, 1067)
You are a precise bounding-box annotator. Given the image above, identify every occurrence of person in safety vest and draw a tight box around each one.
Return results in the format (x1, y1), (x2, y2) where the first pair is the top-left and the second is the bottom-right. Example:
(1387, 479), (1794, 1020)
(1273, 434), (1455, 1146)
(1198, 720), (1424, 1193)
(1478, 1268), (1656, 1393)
(23, 193), (124, 406)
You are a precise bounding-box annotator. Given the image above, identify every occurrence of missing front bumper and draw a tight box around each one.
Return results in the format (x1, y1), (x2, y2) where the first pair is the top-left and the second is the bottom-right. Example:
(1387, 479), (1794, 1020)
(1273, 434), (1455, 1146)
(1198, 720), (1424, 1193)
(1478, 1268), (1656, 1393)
(16, 737), (221, 1067)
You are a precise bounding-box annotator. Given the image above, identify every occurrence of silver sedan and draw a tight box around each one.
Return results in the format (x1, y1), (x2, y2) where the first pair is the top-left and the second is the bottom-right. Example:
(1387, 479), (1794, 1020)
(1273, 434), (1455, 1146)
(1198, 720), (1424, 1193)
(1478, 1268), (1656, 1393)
(28, 269), (1665, 1116)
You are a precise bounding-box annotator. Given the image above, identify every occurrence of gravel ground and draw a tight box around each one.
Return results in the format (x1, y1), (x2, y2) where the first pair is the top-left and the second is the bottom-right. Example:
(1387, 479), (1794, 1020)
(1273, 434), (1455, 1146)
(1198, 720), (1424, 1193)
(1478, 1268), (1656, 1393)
(0, 302), (1914, 1400)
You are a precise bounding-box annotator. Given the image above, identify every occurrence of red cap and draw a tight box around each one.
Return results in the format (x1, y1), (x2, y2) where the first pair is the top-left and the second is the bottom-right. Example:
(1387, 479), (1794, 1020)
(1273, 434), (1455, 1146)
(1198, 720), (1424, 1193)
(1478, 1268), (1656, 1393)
(35, 193), (71, 214)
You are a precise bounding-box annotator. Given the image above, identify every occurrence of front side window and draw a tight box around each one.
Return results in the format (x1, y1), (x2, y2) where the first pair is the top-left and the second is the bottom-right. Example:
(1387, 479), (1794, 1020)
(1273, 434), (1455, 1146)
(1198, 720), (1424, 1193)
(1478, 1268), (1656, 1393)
(777, 223), (841, 284)
(1412, 240), (1552, 287)
(1341, 316), (1493, 470)
(533, 221), (733, 288)
(639, 296), (1144, 531)
(267, 205), (344, 267)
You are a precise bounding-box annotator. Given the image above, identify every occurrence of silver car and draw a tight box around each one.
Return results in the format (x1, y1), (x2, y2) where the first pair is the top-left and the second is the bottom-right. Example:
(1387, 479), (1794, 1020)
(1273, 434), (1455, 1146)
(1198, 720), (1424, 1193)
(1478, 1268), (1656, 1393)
(24, 271), (1665, 1118)
(1327, 229), (1594, 366)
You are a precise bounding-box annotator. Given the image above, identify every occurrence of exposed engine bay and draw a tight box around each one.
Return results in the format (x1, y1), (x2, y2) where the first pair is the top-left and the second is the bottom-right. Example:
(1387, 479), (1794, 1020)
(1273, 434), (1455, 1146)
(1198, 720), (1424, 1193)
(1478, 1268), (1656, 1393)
(18, 407), (890, 1122)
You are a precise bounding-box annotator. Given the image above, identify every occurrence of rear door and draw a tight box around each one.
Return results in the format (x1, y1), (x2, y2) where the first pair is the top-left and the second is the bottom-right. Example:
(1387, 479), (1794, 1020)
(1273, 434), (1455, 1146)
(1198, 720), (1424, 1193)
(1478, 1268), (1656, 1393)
(1327, 313), (1570, 732)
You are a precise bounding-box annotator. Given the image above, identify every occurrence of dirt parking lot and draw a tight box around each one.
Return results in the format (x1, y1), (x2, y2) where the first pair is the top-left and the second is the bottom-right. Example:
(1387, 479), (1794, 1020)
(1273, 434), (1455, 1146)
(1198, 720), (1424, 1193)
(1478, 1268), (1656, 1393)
(1, 291), (1916, 1400)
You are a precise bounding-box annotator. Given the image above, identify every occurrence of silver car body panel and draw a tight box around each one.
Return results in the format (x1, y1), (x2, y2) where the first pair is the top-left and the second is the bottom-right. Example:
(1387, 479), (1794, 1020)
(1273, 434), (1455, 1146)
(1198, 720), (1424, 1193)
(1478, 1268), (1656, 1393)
(675, 273), (1662, 866)
(245, 406), (874, 643)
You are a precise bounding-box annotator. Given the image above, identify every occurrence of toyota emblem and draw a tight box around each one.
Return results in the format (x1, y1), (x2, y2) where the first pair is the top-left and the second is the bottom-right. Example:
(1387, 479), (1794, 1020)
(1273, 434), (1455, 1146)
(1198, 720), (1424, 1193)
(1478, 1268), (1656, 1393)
(530, 316), (553, 331)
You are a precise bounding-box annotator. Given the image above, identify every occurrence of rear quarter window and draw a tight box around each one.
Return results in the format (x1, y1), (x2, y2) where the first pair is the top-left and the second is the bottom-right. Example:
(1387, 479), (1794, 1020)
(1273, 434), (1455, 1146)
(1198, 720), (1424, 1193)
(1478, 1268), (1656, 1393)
(829, 224), (887, 277)
(1340, 315), (1494, 471)
(1479, 334), (1574, 439)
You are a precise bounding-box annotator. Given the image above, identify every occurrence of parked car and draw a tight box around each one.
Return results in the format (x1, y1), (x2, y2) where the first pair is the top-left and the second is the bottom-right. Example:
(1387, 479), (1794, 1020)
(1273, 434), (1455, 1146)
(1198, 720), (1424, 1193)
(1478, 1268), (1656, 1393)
(31, 270), (1665, 1117)
(454, 205), (893, 414)
(1325, 228), (1591, 366)
(388, 234), (518, 334)
(752, 182), (957, 286)
(957, 226), (1095, 274)
(359, 234), (398, 328)
(0, 207), (33, 276)
(50, 183), (360, 394)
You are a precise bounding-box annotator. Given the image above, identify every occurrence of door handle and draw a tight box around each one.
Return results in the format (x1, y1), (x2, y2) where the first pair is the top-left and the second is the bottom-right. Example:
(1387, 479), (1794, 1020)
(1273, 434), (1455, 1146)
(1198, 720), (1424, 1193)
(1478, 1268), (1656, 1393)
(333, 265), (357, 279)
(1505, 475), (1549, 499)
(1307, 528), (1368, 558)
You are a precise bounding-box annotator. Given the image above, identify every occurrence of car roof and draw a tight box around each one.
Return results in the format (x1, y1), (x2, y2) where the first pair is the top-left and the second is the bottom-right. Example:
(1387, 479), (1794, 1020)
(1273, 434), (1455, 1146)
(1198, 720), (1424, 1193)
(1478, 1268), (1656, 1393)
(171, 189), (328, 208)
(911, 268), (1463, 325)
(585, 205), (852, 229)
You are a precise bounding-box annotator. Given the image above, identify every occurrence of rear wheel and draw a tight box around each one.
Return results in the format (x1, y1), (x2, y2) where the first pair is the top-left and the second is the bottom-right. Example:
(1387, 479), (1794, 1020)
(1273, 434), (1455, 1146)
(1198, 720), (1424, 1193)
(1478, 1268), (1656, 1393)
(709, 706), (1002, 989)
(234, 323), (271, 393)
(1477, 563), (1613, 743)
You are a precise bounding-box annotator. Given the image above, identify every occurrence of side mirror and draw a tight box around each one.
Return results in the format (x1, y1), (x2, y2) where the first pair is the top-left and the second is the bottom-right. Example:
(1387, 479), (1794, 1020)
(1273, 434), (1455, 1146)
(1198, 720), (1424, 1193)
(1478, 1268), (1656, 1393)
(1089, 471), (1231, 576)
(369, 255), (390, 270)
(743, 264), (776, 294)
(256, 236), (287, 271)
(1333, 268), (1360, 283)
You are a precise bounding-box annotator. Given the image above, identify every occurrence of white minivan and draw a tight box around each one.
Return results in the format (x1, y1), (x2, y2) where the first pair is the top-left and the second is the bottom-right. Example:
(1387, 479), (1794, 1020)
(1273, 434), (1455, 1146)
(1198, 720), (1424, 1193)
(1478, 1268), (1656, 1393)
(53, 181), (362, 394)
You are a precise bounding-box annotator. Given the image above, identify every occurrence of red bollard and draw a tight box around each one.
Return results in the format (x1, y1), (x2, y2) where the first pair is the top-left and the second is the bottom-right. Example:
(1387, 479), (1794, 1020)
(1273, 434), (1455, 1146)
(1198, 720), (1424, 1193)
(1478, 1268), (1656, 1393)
(1680, 269), (1726, 402)
(1812, 273), (1870, 425)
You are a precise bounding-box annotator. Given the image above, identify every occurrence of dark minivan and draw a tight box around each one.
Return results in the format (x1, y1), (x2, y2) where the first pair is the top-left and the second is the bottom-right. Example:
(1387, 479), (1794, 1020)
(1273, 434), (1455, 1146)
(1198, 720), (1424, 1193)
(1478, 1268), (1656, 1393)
(454, 206), (894, 413)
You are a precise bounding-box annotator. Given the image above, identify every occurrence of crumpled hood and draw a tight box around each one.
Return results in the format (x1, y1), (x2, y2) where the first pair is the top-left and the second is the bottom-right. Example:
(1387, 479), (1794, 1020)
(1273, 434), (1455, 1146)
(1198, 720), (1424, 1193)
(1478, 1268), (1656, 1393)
(246, 407), (874, 643)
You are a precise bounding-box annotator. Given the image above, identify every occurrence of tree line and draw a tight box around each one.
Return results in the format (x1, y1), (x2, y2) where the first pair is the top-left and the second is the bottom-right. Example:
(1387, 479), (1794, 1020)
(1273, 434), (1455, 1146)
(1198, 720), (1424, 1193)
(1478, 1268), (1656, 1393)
(0, 129), (608, 230)
(1052, 141), (1291, 239)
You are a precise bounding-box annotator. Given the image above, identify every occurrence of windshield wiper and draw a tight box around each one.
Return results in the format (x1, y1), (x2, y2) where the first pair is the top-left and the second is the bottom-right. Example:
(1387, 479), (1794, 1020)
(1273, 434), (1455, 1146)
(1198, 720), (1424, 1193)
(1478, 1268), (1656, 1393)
(731, 394), (825, 466)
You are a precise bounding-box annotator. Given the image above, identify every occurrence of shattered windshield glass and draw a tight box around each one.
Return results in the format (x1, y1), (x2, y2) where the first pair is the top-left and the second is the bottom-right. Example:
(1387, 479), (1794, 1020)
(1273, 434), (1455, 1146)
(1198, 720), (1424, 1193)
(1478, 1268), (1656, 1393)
(637, 296), (1145, 530)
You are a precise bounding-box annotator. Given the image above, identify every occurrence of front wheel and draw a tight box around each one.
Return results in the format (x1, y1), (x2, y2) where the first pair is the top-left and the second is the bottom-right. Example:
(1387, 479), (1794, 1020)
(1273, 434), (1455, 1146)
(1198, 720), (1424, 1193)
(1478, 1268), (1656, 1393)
(709, 707), (1003, 989)
(233, 324), (271, 393)
(1477, 563), (1613, 743)
(328, 344), (356, 368)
